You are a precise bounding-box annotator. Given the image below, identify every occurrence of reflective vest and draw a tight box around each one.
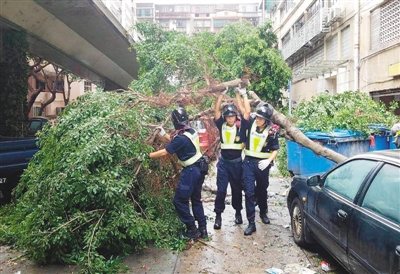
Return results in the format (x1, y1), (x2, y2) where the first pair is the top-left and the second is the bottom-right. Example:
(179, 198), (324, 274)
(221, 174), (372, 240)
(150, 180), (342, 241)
(220, 122), (242, 150)
(178, 131), (203, 167)
(244, 121), (272, 159)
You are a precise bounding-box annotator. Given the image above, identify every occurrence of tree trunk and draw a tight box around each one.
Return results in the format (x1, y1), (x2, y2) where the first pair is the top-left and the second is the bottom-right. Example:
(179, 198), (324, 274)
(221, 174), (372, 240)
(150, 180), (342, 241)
(248, 91), (347, 164)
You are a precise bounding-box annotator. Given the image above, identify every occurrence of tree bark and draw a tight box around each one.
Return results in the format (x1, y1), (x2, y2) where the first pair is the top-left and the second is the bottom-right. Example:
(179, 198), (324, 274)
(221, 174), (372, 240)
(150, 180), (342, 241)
(248, 90), (347, 164)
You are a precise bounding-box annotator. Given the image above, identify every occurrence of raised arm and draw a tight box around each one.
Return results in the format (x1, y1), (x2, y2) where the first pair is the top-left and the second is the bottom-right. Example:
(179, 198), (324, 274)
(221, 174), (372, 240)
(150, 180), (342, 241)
(214, 87), (227, 120)
(236, 85), (251, 120)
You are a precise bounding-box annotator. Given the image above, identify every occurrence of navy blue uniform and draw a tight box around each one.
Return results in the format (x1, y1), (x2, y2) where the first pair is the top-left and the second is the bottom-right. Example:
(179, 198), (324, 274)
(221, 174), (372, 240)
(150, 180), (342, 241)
(213, 116), (245, 214)
(241, 117), (279, 223)
(166, 128), (207, 230)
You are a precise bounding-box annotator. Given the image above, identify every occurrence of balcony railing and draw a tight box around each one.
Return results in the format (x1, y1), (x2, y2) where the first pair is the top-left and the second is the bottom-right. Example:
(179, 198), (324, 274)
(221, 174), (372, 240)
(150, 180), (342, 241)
(155, 12), (191, 19)
(281, 7), (330, 60)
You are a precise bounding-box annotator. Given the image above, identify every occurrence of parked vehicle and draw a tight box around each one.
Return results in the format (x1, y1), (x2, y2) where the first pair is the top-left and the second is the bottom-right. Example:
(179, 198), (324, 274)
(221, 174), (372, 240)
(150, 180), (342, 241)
(287, 149), (400, 274)
(0, 116), (49, 204)
(28, 116), (50, 136)
(0, 137), (39, 204)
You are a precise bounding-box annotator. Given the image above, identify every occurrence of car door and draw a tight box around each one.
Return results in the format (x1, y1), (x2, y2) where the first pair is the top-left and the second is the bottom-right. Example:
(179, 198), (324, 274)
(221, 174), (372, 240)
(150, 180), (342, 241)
(307, 159), (379, 269)
(347, 163), (400, 274)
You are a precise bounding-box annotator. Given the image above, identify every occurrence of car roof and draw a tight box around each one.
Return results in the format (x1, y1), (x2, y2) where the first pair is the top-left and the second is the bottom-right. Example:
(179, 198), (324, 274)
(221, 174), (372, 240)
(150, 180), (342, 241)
(351, 149), (400, 164)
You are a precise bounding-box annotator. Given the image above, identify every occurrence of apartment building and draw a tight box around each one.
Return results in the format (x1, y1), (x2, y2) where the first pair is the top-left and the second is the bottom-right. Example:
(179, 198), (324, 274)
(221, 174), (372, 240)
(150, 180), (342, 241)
(136, 1), (261, 34)
(28, 74), (96, 118)
(268, 0), (399, 114)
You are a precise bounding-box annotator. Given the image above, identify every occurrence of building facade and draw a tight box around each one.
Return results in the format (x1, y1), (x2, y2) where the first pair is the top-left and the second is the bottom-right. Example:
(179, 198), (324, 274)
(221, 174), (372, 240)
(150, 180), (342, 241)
(136, 1), (262, 34)
(269, 0), (400, 114)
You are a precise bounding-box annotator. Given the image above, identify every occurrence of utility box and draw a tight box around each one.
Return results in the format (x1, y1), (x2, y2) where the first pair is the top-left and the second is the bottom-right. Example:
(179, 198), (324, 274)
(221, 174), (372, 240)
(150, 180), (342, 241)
(287, 130), (370, 176)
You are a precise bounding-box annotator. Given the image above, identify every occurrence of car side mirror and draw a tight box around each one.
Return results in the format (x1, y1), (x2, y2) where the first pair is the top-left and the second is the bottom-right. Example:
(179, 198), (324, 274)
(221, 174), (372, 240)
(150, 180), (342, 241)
(307, 175), (321, 186)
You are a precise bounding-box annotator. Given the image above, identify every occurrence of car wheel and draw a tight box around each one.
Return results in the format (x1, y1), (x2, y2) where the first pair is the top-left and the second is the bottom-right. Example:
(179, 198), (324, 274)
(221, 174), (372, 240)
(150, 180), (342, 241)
(290, 197), (308, 247)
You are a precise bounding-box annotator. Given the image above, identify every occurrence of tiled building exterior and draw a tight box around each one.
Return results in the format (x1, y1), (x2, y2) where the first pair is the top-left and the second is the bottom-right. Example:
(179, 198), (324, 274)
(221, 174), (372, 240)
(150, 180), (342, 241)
(269, 0), (400, 114)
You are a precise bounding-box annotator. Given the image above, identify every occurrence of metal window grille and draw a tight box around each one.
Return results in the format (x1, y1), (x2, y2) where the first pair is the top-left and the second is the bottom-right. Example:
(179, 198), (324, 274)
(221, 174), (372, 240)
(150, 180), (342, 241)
(380, 0), (400, 45)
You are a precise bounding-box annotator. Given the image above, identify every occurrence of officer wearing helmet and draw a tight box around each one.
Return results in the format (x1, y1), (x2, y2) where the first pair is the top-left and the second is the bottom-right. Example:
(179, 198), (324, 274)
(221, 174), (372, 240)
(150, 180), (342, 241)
(150, 107), (208, 240)
(212, 86), (251, 230)
(238, 96), (280, 236)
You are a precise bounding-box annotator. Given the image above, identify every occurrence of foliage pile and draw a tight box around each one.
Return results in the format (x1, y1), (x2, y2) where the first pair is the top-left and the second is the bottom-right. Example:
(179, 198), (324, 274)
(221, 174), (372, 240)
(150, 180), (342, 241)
(293, 91), (398, 136)
(0, 91), (192, 273)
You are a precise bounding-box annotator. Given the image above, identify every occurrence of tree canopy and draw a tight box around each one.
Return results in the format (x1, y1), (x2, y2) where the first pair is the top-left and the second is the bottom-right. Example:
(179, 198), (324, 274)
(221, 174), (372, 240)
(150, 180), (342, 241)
(131, 21), (291, 106)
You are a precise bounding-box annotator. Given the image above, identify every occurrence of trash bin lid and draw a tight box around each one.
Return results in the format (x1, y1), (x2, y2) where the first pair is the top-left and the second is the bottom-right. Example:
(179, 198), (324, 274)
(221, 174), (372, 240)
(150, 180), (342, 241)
(305, 130), (362, 141)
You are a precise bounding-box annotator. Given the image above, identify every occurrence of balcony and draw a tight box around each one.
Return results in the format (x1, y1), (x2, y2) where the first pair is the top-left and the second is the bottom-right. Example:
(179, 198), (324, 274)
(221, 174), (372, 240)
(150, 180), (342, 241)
(156, 12), (191, 19)
(281, 7), (330, 60)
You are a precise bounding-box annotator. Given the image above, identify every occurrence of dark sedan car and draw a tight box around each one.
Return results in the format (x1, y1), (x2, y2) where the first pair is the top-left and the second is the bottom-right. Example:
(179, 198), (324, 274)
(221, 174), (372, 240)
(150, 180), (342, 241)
(287, 150), (400, 274)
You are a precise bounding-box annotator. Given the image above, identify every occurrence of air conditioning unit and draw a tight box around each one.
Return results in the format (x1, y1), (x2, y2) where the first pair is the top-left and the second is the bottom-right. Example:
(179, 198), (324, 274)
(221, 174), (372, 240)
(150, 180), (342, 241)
(330, 7), (342, 22)
(172, 20), (177, 24)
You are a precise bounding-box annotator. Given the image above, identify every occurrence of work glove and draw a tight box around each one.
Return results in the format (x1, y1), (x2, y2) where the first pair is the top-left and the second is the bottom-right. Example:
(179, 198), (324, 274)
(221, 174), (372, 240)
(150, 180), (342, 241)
(155, 126), (166, 136)
(221, 87), (228, 95)
(258, 159), (271, 171)
(236, 85), (247, 97)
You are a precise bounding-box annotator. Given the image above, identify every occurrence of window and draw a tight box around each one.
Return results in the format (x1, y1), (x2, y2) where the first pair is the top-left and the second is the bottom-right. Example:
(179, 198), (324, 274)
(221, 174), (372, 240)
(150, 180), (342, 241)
(137, 8), (152, 17)
(194, 20), (211, 28)
(370, 1), (400, 49)
(362, 164), (400, 223)
(33, 106), (41, 117)
(177, 20), (186, 28)
(84, 81), (92, 92)
(282, 31), (291, 46)
(293, 16), (305, 33)
(214, 20), (229, 28)
(195, 6), (209, 13)
(56, 107), (65, 115)
(341, 26), (351, 59)
(35, 79), (45, 90)
(326, 34), (338, 60)
(55, 80), (64, 92)
(324, 159), (377, 201)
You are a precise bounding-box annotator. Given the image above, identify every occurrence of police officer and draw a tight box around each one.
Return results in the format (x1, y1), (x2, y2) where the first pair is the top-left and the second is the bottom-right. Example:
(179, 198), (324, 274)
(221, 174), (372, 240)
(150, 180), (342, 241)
(212, 87), (250, 230)
(150, 107), (208, 240)
(240, 101), (279, 236)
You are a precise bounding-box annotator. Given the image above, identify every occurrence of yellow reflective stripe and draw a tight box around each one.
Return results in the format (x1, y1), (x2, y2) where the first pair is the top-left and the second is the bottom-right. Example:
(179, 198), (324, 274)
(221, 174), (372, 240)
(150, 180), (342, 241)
(244, 149), (271, 159)
(221, 123), (237, 144)
(179, 131), (203, 167)
(249, 122), (269, 152)
(221, 143), (243, 150)
(179, 152), (202, 167)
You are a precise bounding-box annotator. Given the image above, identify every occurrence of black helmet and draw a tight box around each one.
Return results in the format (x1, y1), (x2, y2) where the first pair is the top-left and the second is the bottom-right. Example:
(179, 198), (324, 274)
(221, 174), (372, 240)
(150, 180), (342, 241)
(222, 104), (238, 119)
(255, 102), (274, 121)
(171, 107), (189, 129)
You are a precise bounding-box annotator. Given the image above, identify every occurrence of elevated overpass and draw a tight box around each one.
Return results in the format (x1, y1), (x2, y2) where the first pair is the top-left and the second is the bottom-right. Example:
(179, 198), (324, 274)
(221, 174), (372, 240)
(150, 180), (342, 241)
(0, 0), (139, 90)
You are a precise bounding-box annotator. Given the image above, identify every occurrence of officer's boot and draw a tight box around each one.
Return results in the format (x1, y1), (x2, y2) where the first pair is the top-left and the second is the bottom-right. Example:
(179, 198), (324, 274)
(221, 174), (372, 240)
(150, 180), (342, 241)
(199, 226), (208, 239)
(244, 222), (256, 236)
(234, 210), (243, 224)
(260, 210), (270, 224)
(183, 223), (201, 240)
(214, 212), (222, 229)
